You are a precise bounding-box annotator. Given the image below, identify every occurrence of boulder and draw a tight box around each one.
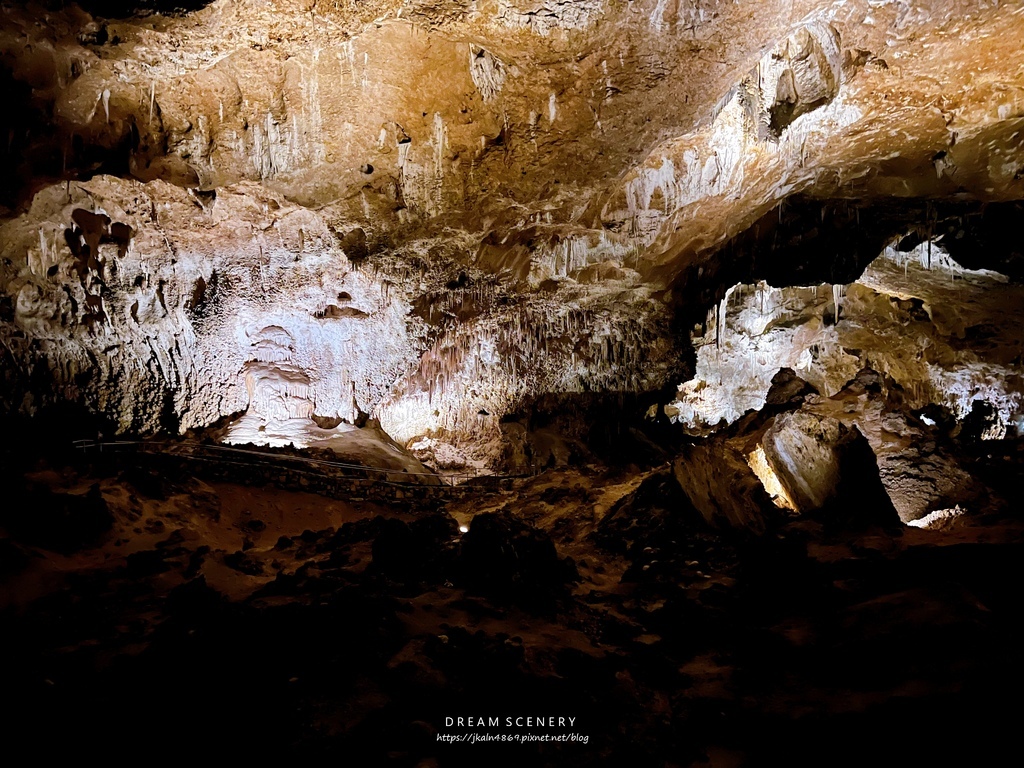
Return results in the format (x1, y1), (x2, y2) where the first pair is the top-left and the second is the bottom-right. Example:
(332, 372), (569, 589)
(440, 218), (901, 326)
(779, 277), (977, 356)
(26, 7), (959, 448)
(761, 410), (900, 529)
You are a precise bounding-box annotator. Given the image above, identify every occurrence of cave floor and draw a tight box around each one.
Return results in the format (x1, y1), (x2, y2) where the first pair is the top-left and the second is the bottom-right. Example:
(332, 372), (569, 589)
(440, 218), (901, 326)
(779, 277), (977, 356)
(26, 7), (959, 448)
(3, 458), (1024, 766)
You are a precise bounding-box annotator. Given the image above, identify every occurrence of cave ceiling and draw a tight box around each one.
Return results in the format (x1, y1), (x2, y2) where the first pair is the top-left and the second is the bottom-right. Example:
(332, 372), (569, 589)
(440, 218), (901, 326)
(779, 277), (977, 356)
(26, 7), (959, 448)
(1, 0), (1023, 467)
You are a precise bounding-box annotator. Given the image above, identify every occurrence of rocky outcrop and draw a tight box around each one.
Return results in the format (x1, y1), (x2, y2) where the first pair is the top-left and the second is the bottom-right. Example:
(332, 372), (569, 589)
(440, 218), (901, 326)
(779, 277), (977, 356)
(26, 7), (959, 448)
(0, 176), (418, 434)
(761, 409), (899, 530)
(665, 243), (1024, 440)
(1, 0), (1022, 478)
(670, 367), (979, 531)
(673, 436), (774, 534)
(457, 509), (579, 607)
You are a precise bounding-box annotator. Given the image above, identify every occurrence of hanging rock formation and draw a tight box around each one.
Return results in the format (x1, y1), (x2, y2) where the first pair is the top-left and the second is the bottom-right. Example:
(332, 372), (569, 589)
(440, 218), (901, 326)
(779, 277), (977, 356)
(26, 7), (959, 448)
(0, 0), (1021, 474)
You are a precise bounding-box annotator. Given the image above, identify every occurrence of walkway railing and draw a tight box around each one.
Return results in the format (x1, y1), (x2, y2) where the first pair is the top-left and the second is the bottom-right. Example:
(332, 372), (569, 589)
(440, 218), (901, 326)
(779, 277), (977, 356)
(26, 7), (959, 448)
(72, 439), (534, 491)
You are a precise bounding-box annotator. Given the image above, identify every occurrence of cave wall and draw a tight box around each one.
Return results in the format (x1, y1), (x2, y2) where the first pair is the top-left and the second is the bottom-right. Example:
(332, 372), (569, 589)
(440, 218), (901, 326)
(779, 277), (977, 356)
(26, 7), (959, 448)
(1, 0), (1022, 470)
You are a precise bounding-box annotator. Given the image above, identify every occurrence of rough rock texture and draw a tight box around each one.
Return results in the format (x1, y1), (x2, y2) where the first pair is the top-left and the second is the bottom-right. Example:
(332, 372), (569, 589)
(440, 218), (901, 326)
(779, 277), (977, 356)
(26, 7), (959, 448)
(667, 242), (1024, 436)
(2, 0), (1023, 472)
(671, 366), (985, 529)
(5, 4), (1024, 762)
(9, 452), (1024, 763)
(1, 176), (415, 432)
(761, 408), (899, 529)
(673, 436), (773, 535)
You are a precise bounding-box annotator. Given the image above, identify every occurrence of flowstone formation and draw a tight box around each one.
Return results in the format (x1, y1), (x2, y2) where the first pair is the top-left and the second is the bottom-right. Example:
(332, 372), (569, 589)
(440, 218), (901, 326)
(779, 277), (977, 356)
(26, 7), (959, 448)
(1, 175), (418, 434)
(1, 0), (1022, 475)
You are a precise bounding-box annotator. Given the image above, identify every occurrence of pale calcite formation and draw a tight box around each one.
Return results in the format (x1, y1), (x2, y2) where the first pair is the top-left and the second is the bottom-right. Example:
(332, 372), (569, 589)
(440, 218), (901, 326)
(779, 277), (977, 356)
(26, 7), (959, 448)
(1, 0), (1023, 472)
(602, 19), (854, 245)
(0, 173), (678, 468)
(667, 243), (1024, 436)
(0, 175), (420, 435)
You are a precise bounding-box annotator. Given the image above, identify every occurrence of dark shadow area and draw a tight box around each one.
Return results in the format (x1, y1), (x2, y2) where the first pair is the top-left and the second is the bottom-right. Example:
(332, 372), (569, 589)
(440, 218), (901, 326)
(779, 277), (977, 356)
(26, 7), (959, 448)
(500, 386), (692, 472)
(2, 435), (1023, 765)
(0, 61), (144, 210)
(661, 196), (1024, 352)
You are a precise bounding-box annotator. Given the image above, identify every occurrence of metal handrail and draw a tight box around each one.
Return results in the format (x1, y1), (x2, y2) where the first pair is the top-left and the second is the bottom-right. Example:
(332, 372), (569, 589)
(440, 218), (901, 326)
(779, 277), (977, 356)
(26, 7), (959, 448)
(73, 439), (534, 489)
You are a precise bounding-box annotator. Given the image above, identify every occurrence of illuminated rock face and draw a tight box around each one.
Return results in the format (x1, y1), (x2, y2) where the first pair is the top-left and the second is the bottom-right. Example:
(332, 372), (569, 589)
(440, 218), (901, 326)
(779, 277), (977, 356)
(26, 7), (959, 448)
(667, 243), (1024, 436)
(1, 0), (1023, 469)
(0, 176), (419, 436)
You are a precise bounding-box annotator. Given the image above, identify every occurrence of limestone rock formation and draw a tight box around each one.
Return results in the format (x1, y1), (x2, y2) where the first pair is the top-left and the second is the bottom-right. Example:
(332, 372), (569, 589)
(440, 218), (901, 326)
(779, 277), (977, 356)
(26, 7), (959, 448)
(1, 0), (1022, 480)
(667, 242), (1024, 437)
(5, 3), (1024, 762)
